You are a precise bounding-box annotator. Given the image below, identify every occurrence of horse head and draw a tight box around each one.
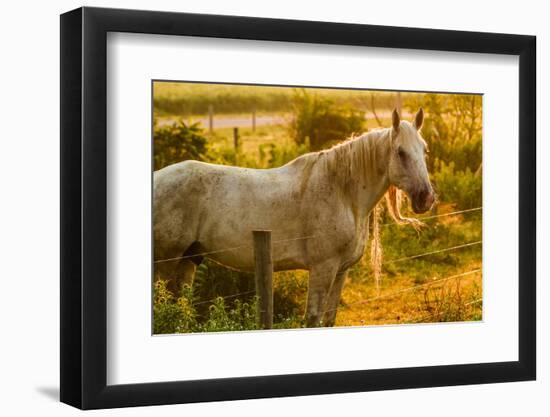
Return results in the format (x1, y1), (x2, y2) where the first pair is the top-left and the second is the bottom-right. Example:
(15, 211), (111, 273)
(387, 108), (436, 214)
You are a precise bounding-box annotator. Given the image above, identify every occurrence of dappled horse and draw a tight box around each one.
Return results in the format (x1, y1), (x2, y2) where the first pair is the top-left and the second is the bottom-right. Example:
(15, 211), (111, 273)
(153, 109), (435, 327)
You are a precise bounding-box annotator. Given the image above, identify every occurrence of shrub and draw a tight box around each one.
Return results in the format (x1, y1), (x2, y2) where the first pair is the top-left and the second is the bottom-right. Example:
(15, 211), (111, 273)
(200, 298), (258, 332)
(192, 260), (255, 311)
(289, 89), (366, 150)
(153, 278), (259, 334)
(433, 160), (482, 209)
(273, 271), (308, 322)
(418, 279), (482, 323)
(404, 93), (482, 174)
(153, 280), (197, 334)
(258, 141), (310, 168)
(153, 120), (208, 170)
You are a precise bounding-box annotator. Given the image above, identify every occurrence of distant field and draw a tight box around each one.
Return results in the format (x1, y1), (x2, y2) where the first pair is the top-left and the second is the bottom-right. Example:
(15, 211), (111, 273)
(153, 81), (403, 116)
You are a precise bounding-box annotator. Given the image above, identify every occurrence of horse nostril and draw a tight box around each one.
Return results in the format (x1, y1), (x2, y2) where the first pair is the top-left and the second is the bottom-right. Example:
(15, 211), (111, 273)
(418, 189), (428, 202)
(416, 188), (433, 210)
(426, 192), (435, 207)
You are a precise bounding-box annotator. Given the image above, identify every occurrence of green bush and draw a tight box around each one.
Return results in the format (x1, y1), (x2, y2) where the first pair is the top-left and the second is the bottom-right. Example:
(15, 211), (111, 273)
(153, 280), (197, 334)
(289, 89), (366, 150)
(201, 298), (258, 332)
(153, 278), (259, 334)
(433, 160), (482, 210)
(153, 120), (208, 170)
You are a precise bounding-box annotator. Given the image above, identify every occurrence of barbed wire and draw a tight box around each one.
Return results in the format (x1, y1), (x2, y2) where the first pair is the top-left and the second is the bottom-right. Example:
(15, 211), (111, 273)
(383, 241), (482, 265)
(158, 239), (482, 310)
(154, 234), (320, 264)
(381, 206), (482, 227)
(155, 206), (483, 323)
(154, 207), (482, 264)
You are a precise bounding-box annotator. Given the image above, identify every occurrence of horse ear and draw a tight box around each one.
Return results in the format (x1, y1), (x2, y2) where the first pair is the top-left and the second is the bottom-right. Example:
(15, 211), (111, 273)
(414, 108), (424, 130)
(392, 108), (400, 133)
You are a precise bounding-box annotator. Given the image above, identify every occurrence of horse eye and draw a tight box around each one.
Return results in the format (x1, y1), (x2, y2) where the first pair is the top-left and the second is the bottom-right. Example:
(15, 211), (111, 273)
(397, 147), (407, 159)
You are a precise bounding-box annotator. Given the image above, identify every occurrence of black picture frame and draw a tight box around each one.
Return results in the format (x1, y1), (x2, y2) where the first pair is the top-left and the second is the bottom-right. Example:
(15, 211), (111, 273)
(60, 6), (536, 410)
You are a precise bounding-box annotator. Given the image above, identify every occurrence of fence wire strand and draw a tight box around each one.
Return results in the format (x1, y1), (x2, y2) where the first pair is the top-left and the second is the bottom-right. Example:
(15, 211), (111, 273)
(192, 290), (256, 306)
(154, 234), (320, 264)
(382, 206), (482, 226)
(383, 241), (482, 265)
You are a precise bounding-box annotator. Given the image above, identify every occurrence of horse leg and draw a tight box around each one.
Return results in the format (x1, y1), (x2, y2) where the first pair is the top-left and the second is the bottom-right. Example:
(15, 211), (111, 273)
(162, 241), (204, 297)
(305, 261), (339, 327)
(167, 259), (199, 296)
(322, 269), (348, 327)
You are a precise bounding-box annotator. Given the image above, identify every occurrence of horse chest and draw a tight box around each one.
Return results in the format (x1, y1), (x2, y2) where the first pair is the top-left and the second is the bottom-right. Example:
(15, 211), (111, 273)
(346, 219), (369, 263)
(302, 207), (368, 268)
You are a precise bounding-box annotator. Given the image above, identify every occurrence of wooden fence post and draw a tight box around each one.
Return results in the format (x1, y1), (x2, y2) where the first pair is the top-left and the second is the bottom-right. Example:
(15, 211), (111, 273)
(253, 230), (273, 329)
(208, 104), (214, 133)
(233, 127), (239, 151)
(233, 127), (239, 165)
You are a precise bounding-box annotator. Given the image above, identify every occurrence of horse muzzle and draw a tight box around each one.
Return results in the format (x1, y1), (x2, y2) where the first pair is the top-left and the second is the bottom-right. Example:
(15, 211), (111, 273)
(411, 187), (435, 214)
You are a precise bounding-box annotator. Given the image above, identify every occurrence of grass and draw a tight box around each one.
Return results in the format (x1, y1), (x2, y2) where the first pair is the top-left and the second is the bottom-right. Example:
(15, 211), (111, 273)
(209, 124), (292, 160)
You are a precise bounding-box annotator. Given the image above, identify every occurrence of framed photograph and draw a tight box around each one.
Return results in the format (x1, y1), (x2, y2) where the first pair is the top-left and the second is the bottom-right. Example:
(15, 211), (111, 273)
(60, 6), (536, 409)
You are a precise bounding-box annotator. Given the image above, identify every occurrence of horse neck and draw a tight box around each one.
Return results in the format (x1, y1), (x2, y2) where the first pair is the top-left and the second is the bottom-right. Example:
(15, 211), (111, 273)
(315, 129), (392, 216)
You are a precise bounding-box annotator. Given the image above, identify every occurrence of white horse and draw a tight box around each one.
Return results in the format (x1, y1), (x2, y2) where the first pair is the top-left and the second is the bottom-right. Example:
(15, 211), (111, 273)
(153, 109), (435, 327)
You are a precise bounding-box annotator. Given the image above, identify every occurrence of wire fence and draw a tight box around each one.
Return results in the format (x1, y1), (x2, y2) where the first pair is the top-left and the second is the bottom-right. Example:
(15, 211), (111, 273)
(154, 207), (482, 265)
(383, 241), (482, 265)
(154, 206), (483, 323)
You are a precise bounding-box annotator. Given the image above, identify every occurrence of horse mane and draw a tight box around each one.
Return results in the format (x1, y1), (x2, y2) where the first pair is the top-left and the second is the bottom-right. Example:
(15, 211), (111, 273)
(290, 129), (424, 290)
(290, 129), (421, 225)
(290, 128), (391, 194)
